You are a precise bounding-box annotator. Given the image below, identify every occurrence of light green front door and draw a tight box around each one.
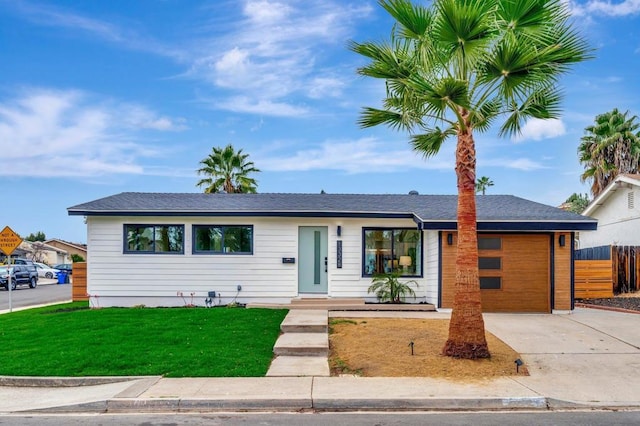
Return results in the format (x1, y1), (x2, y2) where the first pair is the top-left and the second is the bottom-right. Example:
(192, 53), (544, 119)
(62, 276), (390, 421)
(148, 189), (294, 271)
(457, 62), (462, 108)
(298, 226), (328, 294)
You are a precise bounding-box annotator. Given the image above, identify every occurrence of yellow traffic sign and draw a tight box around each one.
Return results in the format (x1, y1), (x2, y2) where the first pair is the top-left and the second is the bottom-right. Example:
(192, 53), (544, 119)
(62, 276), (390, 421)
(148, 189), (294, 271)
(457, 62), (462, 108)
(0, 226), (23, 256)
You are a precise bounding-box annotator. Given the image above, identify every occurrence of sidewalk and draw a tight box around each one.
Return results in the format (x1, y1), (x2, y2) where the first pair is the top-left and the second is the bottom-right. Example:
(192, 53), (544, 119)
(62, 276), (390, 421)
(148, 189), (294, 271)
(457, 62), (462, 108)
(1, 307), (640, 413)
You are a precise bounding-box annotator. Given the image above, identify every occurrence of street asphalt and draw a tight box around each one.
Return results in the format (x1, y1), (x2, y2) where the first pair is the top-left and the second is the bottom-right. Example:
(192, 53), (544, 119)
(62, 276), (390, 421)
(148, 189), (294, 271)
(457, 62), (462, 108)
(1, 306), (639, 414)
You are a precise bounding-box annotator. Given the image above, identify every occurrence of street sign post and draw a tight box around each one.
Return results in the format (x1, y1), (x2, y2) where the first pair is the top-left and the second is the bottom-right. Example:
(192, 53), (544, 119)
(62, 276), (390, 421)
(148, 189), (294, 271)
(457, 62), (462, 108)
(0, 226), (24, 312)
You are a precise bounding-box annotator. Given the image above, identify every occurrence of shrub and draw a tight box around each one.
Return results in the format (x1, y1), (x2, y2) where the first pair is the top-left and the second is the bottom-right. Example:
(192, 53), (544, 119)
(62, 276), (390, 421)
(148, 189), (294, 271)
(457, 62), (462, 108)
(367, 272), (419, 303)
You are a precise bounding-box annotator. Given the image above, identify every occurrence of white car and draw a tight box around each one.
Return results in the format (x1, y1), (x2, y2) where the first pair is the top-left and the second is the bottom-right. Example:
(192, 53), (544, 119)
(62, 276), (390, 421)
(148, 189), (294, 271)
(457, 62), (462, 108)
(34, 262), (60, 279)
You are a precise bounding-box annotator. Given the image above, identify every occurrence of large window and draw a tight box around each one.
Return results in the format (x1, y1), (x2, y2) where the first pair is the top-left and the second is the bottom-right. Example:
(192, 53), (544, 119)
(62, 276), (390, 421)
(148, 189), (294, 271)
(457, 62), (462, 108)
(124, 225), (184, 254)
(363, 228), (421, 276)
(193, 225), (253, 254)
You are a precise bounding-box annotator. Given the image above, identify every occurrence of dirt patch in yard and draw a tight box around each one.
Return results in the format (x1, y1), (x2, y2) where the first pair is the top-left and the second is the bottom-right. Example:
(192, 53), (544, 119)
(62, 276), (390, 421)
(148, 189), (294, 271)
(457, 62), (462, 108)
(329, 318), (528, 379)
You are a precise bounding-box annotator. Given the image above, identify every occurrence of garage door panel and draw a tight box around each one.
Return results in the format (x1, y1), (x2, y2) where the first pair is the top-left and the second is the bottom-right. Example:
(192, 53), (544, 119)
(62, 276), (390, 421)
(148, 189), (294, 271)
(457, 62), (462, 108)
(441, 233), (550, 313)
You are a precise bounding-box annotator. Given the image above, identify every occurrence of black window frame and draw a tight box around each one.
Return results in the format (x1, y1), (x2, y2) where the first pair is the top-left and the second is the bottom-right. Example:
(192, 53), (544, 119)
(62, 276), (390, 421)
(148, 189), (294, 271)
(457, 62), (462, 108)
(480, 276), (502, 290)
(479, 257), (502, 270)
(362, 227), (423, 278)
(192, 225), (254, 255)
(123, 224), (185, 254)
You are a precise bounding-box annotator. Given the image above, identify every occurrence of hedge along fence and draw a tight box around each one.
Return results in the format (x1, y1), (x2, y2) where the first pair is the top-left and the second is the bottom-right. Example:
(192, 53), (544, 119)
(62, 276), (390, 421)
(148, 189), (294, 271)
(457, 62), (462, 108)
(575, 245), (640, 297)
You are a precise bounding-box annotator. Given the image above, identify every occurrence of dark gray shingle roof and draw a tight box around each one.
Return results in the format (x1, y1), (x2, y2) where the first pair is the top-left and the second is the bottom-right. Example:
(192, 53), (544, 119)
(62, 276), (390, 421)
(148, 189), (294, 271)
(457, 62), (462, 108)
(68, 192), (596, 231)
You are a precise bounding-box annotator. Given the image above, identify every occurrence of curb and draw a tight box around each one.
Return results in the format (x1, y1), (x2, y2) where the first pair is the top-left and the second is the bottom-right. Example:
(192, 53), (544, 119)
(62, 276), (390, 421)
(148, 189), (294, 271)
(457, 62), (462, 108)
(575, 303), (640, 315)
(16, 396), (640, 415)
(0, 375), (160, 387)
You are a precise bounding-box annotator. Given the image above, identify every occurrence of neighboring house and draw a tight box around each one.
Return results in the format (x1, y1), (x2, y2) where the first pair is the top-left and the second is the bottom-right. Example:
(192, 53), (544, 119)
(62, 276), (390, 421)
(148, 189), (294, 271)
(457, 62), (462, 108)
(44, 239), (87, 261)
(26, 241), (69, 265)
(579, 174), (640, 248)
(68, 192), (596, 313)
(0, 241), (67, 265)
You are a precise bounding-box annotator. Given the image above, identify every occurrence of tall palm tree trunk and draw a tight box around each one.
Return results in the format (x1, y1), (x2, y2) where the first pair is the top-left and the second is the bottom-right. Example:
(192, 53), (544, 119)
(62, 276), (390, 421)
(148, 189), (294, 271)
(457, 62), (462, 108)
(443, 123), (490, 359)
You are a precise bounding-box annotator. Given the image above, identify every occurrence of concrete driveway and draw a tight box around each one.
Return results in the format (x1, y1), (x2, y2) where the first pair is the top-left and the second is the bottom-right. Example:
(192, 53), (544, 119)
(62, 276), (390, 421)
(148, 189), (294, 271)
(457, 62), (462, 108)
(484, 309), (640, 406)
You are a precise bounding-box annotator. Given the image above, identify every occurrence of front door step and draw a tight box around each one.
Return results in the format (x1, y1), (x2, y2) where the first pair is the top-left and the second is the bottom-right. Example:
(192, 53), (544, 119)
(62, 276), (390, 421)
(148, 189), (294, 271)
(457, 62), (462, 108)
(291, 298), (365, 306)
(280, 310), (328, 333)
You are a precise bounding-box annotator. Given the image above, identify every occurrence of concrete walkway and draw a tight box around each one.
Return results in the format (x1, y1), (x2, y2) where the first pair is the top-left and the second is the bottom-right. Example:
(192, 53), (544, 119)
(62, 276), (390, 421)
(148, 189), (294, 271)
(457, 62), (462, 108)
(2, 307), (640, 413)
(267, 309), (330, 377)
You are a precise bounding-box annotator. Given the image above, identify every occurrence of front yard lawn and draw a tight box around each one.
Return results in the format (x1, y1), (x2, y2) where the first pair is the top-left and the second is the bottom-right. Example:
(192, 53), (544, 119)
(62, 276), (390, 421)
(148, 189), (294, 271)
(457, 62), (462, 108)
(0, 302), (287, 377)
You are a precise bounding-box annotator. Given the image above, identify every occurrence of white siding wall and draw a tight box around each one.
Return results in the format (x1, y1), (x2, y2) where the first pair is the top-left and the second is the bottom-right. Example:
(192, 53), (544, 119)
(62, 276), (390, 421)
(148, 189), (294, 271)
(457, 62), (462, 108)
(86, 216), (433, 307)
(423, 230), (440, 306)
(580, 188), (640, 248)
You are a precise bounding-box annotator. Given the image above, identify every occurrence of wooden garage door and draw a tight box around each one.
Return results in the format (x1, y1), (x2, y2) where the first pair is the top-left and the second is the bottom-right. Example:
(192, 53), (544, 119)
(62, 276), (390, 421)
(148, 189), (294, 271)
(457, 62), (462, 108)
(441, 233), (550, 313)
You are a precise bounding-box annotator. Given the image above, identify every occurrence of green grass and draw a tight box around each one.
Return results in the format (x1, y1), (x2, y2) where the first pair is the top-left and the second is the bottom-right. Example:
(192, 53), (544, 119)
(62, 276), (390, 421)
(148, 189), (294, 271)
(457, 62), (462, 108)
(0, 302), (288, 377)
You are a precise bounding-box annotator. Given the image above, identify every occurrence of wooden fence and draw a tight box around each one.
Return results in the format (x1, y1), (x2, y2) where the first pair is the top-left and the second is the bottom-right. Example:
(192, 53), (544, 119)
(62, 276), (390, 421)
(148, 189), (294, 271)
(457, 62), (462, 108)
(574, 245), (640, 298)
(574, 259), (613, 299)
(72, 262), (88, 301)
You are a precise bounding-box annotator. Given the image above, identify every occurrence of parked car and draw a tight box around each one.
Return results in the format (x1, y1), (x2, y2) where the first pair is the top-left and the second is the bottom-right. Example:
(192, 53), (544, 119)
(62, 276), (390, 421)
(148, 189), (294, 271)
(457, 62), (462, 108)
(0, 265), (37, 290)
(10, 258), (38, 284)
(34, 262), (60, 279)
(53, 263), (73, 275)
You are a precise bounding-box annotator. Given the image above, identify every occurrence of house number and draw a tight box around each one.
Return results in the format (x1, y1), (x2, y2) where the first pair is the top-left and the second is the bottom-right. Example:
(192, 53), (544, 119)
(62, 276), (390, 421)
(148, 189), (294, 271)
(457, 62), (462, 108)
(337, 240), (342, 269)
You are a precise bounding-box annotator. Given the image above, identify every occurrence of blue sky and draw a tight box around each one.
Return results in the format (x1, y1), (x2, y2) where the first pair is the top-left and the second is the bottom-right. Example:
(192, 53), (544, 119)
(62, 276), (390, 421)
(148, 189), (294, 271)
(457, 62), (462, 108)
(1, 0), (639, 244)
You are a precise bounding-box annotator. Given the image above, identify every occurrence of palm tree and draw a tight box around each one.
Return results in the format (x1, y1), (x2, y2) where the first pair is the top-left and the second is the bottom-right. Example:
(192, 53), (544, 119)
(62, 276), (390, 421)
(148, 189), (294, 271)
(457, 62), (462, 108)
(475, 176), (494, 195)
(196, 144), (260, 193)
(578, 109), (640, 198)
(351, 0), (590, 359)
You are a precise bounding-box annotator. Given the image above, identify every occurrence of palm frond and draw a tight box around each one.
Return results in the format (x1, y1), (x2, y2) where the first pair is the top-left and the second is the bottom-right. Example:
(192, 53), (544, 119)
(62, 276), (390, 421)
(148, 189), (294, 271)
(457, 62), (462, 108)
(379, 0), (432, 39)
(410, 127), (455, 158)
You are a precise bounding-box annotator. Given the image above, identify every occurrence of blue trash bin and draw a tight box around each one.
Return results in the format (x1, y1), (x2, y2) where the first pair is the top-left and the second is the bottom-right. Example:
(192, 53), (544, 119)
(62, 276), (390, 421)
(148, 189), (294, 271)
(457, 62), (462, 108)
(57, 272), (67, 284)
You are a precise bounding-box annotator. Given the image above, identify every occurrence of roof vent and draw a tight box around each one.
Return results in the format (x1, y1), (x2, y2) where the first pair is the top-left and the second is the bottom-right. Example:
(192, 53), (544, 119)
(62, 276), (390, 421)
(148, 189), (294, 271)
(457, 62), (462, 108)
(408, 190), (419, 195)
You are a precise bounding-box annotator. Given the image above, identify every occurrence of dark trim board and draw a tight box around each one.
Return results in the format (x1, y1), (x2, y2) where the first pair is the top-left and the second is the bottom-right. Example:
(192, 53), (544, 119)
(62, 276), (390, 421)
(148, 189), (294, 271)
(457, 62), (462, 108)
(571, 232), (576, 311)
(71, 208), (597, 233)
(437, 231), (443, 309)
(550, 234), (555, 311)
(68, 210), (417, 220)
(422, 222), (597, 232)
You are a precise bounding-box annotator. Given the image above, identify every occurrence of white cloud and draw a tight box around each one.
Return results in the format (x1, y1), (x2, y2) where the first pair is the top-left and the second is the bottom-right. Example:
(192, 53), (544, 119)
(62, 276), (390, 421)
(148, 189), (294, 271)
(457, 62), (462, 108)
(121, 105), (187, 131)
(568, 0), (640, 17)
(7, 1), (373, 118)
(188, 1), (373, 116)
(213, 96), (310, 117)
(257, 137), (452, 174)
(5, 1), (185, 60)
(308, 77), (345, 99)
(482, 157), (547, 171)
(0, 88), (185, 178)
(243, 1), (293, 23)
(513, 118), (566, 142)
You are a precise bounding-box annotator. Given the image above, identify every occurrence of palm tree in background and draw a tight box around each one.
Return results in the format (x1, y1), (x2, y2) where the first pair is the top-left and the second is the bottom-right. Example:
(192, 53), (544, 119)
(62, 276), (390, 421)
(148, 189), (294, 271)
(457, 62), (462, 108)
(475, 176), (494, 195)
(351, 0), (591, 358)
(578, 109), (640, 198)
(196, 144), (260, 193)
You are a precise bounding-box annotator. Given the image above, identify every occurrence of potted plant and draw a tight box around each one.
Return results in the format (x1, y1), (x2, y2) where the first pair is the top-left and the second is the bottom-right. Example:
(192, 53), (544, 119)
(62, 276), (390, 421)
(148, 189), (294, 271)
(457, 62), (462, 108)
(367, 272), (419, 304)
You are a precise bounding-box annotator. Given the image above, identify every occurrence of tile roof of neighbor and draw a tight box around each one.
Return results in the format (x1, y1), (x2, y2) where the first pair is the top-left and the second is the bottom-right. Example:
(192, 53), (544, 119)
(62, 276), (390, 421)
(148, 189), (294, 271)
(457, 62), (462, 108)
(68, 192), (596, 230)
